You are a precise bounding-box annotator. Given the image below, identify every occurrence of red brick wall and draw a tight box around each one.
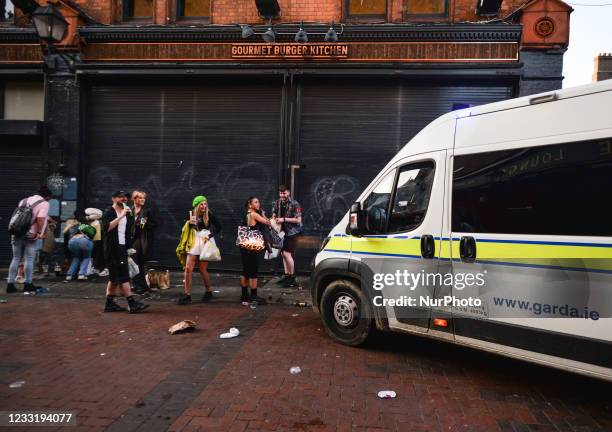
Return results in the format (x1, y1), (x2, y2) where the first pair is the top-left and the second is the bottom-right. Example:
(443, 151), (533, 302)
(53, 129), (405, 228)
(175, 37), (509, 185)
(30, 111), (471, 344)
(212, 0), (342, 25)
(453, 0), (528, 22)
(52, 0), (530, 25)
(71, 0), (115, 24)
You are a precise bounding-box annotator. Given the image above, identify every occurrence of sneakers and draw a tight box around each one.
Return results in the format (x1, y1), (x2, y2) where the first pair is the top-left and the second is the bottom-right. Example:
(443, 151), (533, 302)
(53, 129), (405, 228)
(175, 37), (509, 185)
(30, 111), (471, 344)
(201, 291), (213, 302)
(23, 283), (37, 293)
(64, 276), (73, 283)
(127, 299), (149, 314)
(77, 275), (88, 281)
(6, 283), (17, 294)
(177, 294), (191, 305)
(275, 274), (289, 285)
(281, 276), (298, 288)
(104, 301), (127, 313)
(98, 269), (109, 277)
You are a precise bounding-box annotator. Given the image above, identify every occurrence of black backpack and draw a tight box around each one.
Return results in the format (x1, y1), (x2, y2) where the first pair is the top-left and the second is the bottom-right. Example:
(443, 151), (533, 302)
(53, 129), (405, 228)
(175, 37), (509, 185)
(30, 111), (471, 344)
(8, 198), (46, 236)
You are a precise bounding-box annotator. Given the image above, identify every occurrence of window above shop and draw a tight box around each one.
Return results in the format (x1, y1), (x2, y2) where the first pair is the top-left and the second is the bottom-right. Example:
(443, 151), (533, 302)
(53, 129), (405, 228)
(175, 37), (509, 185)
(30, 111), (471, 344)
(346, 0), (387, 19)
(2, 82), (45, 121)
(123, 0), (153, 20)
(405, 0), (448, 19)
(177, 0), (211, 21)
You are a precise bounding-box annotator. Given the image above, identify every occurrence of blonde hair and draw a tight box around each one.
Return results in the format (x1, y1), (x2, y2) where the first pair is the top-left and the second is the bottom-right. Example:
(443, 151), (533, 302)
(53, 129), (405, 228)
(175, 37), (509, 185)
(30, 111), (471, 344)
(195, 201), (209, 225)
(132, 190), (147, 200)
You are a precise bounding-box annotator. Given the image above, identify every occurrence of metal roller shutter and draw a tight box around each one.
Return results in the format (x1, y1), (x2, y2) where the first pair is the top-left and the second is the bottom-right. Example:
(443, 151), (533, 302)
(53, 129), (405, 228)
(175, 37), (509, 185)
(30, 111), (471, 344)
(296, 78), (514, 240)
(84, 80), (282, 270)
(0, 138), (44, 264)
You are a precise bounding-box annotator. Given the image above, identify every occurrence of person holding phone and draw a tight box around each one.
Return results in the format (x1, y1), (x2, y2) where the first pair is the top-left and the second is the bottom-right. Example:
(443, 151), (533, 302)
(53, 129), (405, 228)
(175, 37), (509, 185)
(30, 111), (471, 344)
(101, 190), (149, 313)
(175, 195), (222, 305)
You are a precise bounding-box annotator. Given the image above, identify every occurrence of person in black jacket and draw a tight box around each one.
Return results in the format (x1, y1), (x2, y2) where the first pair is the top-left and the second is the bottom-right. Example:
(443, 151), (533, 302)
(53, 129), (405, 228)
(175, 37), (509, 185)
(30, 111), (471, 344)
(130, 189), (156, 294)
(178, 195), (222, 305)
(101, 190), (149, 313)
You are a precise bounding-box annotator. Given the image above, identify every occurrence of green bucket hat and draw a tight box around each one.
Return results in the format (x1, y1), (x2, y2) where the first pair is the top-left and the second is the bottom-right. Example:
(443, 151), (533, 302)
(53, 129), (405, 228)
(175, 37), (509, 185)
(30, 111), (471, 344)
(192, 195), (207, 208)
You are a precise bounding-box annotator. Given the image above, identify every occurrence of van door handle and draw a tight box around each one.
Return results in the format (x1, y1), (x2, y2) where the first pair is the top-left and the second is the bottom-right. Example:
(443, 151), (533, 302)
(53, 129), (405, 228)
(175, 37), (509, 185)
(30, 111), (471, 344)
(459, 236), (477, 261)
(421, 235), (435, 259)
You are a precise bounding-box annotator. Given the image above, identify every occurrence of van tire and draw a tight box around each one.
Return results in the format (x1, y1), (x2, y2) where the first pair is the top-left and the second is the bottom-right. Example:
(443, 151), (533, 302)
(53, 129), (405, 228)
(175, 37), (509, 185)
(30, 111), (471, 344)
(320, 279), (374, 346)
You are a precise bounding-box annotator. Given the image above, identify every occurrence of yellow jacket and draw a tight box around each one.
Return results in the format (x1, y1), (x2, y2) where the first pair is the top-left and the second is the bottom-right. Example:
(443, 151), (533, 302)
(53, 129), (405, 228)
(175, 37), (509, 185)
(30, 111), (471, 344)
(176, 221), (196, 269)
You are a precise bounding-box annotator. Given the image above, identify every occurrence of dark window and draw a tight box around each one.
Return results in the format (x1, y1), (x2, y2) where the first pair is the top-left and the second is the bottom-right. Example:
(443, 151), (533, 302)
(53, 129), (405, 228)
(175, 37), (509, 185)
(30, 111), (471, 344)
(177, 0), (210, 18)
(347, 0), (387, 17)
(388, 162), (435, 233)
(123, 0), (153, 19)
(452, 138), (612, 236)
(405, 0), (448, 18)
(363, 169), (395, 234)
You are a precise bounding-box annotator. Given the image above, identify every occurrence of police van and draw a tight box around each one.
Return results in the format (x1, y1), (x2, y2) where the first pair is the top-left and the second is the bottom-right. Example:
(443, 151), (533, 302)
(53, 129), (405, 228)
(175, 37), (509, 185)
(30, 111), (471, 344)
(310, 80), (612, 381)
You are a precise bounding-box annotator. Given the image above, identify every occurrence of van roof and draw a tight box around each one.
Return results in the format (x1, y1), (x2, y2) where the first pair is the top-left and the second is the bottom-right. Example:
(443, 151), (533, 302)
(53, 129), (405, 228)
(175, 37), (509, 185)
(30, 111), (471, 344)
(390, 80), (612, 164)
(457, 79), (612, 118)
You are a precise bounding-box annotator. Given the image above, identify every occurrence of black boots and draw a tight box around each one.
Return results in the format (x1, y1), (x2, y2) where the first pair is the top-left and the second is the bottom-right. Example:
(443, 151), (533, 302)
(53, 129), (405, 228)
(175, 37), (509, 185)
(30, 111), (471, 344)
(177, 293), (191, 305)
(250, 289), (267, 305)
(6, 283), (17, 294)
(281, 276), (298, 288)
(240, 286), (251, 303)
(127, 296), (149, 313)
(104, 296), (126, 313)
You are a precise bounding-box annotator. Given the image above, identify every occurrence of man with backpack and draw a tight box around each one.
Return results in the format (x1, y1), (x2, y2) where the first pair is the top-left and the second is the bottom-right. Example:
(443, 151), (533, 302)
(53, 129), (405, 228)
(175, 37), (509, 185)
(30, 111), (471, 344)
(6, 186), (52, 293)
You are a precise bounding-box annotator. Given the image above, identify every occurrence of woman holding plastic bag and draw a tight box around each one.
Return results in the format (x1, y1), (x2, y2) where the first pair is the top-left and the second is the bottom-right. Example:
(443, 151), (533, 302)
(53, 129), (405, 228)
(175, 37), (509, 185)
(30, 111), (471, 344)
(175, 196), (222, 305)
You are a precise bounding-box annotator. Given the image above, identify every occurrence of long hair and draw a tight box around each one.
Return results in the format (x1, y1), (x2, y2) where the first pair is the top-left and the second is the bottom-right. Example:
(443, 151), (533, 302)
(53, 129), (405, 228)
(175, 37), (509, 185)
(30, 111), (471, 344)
(195, 201), (209, 225)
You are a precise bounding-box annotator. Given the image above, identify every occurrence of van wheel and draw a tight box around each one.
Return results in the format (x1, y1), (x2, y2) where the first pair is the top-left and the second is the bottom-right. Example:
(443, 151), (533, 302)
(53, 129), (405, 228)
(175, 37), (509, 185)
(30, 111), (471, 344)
(320, 279), (373, 346)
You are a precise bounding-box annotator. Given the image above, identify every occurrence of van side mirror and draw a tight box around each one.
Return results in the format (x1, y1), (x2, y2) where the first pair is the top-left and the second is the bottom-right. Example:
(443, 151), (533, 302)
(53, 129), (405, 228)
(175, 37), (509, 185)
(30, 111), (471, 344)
(348, 202), (364, 237)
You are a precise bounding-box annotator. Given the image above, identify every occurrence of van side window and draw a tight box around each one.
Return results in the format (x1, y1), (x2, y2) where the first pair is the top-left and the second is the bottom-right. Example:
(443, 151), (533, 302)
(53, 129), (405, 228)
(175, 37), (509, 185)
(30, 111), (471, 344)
(388, 162), (435, 233)
(363, 169), (395, 234)
(452, 138), (612, 236)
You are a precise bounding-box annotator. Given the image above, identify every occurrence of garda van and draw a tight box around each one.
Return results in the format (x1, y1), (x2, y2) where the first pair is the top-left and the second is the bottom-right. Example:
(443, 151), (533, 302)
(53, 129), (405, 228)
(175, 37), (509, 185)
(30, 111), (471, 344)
(310, 80), (612, 381)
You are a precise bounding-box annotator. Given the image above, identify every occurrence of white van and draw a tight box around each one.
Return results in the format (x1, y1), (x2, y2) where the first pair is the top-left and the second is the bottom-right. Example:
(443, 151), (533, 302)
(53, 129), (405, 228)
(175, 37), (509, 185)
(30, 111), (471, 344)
(310, 80), (612, 381)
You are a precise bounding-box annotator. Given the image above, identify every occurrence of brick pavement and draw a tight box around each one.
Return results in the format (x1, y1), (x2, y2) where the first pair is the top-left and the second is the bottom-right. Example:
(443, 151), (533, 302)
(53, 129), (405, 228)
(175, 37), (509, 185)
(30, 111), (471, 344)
(0, 272), (311, 305)
(0, 297), (610, 432)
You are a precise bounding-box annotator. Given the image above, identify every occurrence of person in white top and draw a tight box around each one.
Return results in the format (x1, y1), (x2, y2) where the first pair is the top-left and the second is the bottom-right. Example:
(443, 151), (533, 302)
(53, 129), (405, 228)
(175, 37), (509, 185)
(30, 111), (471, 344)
(6, 186), (52, 293)
(100, 190), (149, 314)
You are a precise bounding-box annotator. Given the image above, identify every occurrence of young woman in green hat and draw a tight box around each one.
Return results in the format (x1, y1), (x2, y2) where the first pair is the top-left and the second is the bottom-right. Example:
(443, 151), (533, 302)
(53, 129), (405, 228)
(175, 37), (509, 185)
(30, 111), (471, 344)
(176, 195), (222, 305)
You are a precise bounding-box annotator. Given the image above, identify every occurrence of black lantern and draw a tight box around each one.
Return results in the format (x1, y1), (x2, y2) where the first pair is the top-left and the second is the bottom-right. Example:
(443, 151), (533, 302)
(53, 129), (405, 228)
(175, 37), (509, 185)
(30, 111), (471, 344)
(31, 5), (68, 44)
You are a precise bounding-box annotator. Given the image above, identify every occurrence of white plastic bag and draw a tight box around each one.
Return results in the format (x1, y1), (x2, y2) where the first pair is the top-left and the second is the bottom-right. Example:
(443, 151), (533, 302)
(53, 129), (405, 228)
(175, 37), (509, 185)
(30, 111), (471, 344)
(127, 256), (140, 278)
(264, 248), (280, 260)
(200, 237), (221, 262)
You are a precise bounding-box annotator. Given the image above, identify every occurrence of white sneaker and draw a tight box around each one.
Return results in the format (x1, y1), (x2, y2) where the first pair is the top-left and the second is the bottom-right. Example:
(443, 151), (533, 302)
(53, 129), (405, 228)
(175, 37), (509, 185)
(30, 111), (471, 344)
(77, 275), (88, 281)
(64, 276), (73, 283)
(98, 269), (109, 277)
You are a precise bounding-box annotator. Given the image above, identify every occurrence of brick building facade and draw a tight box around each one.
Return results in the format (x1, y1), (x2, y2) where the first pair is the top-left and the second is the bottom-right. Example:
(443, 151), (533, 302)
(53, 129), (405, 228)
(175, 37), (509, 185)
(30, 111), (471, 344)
(0, 0), (572, 271)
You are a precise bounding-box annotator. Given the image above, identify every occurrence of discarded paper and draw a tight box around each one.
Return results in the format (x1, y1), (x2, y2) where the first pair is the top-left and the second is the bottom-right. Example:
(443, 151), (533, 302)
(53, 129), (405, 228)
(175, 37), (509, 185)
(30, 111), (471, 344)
(9, 381), (25, 388)
(168, 320), (197, 335)
(219, 327), (240, 339)
(289, 366), (302, 375)
(377, 390), (397, 399)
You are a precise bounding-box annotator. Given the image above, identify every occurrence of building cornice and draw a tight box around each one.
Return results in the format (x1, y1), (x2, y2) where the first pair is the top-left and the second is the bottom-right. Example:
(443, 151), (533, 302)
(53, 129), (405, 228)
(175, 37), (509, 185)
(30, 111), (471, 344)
(0, 27), (40, 43)
(78, 23), (522, 43)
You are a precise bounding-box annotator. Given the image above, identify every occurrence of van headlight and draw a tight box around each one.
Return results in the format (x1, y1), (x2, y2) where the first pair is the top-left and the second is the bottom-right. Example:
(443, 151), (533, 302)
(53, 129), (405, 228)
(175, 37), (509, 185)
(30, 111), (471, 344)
(319, 236), (331, 252)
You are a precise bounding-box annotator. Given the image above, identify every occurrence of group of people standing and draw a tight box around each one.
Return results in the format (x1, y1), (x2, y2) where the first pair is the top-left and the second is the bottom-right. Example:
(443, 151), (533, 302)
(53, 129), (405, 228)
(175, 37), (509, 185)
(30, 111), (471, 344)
(176, 185), (302, 307)
(5, 184), (302, 312)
